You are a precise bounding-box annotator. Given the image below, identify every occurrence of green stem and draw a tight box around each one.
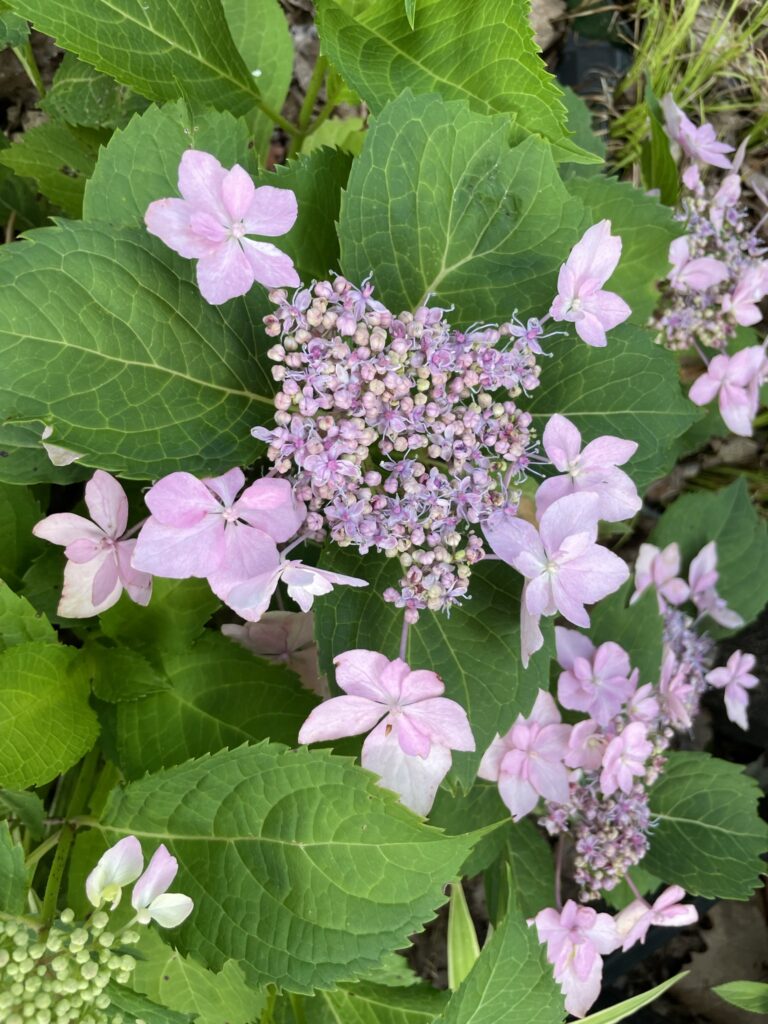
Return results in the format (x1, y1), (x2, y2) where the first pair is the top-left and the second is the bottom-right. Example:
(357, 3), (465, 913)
(298, 56), (328, 132)
(255, 97), (296, 137)
(12, 39), (45, 98)
(289, 994), (307, 1024)
(40, 747), (100, 924)
(25, 830), (63, 871)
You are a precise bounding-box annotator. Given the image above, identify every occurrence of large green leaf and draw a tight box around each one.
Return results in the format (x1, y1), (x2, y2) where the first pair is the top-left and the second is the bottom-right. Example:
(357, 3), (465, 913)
(714, 981), (768, 1016)
(0, 579), (55, 651)
(0, 220), (274, 478)
(435, 909), (564, 1024)
(106, 982), (193, 1024)
(316, 0), (595, 162)
(113, 631), (318, 778)
(0, 641), (99, 788)
(527, 322), (699, 493)
(0, 134), (51, 232)
(42, 54), (150, 129)
(101, 744), (473, 992)
(0, 482), (41, 588)
(339, 90), (582, 324)
(0, 6), (29, 47)
(0, 819), (26, 914)
(316, 549), (553, 789)
(588, 583), (664, 684)
(650, 478), (768, 629)
(0, 421), (88, 485)
(646, 752), (768, 900)
(430, 781), (511, 876)
(295, 983), (449, 1023)
(0, 787), (46, 839)
(11, 0), (262, 117)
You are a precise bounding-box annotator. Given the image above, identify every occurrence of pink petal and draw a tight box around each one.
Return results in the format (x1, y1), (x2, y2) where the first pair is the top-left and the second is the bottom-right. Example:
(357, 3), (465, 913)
(59, 555), (121, 618)
(399, 668), (445, 703)
(196, 240), (255, 305)
(361, 720), (452, 815)
(236, 477), (306, 542)
(177, 149), (227, 215)
(539, 492), (600, 555)
(298, 695), (385, 743)
(403, 698), (475, 751)
(91, 552), (120, 607)
(207, 525), (280, 601)
(146, 892), (194, 928)
(221, 163), (255, 222)
(115, 540), (152, 606)
(223, 565), (283, 621)
(520, 590), (544, 669)
(477, 734), (509, 781)
(145, 198), (221, 259)
(243, 185), (299, 236)
(528, 756), (570, 804)
(719, 384), (755, 436)
(498, 771), (539, 821)
(574, 311), (608, 347)
(542, 414), (582, 471)
(144, 472), (220, 527)
(84, 470), (128, 538)
(535, 475), (574, 519)
(677, 256), (729, 291)
(65, 538), (103, 564)
(668, 236), (689, 272)
(241, 239), (300, 288)
(561, 544), (630, 605)
(529, 689), (563, 727)
(33, 512), (104, 548)
(483, 511), (543, 567)
(131, 516), (226, 578)
(202, 467), (245, 507)
(567, 221), (621, 289)
(395, 714), (432, 757)
(688, 370), (721, 406)
(132, 845), (178, 911)
(580, 435), (638, 468)
(582, 289), (632, 331)
(551, 576), (590, 627)
(525, 573), (556, 617)
(334, 649), (393, 701)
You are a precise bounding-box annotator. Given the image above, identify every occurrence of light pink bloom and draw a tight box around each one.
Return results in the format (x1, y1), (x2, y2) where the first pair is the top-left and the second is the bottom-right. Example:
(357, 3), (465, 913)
(131, 844), (193, 928)
(688, 541), (743, 628)
(659, 649), (695, 730)
(721, 266), (768, 327)
(298, 650), (474, 815)
(484, 493), (630, 667)
(681, 164), (702, 192)
(145, 150), (299, 305)
(565, 719), (609, 772)
(667, 236), (729, 292)
(85, 836), (143, 910)
(222, 610), (326, 695)
(661, 95), (734, 169)
(33, 471), (152, 618)
(132, 469), (305, 602)
(707, 650), (759, 731)
(536, 414), (641, 522)
(224, 556), (367, 621)
(688, 346), (766, 437)
(478, 690), (571, 820)
(615, 886), (698, 951)
(600, 722), (653, 796)
(548, 220), (631, 347)
(627, 682), (660, 725)
(710, 173), (742, 232)
(631, 542), (689, 611)
(534, 901), (619, 1018)
(556, 627), (637, 725)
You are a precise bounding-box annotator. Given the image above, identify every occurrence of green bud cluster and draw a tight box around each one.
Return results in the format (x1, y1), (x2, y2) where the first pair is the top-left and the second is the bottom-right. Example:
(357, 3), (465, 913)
(0, 909), (140, 1023)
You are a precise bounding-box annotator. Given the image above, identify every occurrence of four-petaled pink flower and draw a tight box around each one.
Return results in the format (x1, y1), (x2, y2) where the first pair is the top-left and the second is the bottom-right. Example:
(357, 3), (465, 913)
(555, 627), (638, 726)
(533, 901), (619, 1018)
(631, 542), (689, 611)
(131, 844), (194, 928)
(721, 266), (768, 327)
(145, 150), (299, 305)
(706, 650), (759, 731)
(298, 649), (474, 815)
(659, 649), (695, 730)
(661, 95), (734, 169)
(222, 610), (326, 696)
(667, 236), (728, 293)
(688, 346), (766, 437)
(549, 220), (631, 348)
(223, 555), (367, 621)
(536, 414), (641, 523)
(33, 470), (152, 618)
(600, 721), (652, 796)
(688, 541), (743, 629)
(564, 719), (608, 772)
(615, 885), (698, 952)
(478, 690), (571, 820)
(484, 493), (630, 667)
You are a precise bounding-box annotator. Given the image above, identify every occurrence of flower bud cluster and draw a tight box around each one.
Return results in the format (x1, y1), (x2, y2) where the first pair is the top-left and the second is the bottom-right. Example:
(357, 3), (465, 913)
(255, 277), (544, 616)
(0, 909), (139, 1024)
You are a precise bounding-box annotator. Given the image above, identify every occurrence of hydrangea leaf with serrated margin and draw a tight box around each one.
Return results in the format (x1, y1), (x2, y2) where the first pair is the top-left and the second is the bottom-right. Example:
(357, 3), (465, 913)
(101, 743), (473, 992)
(41, 54), (150, 129)
(0, 482), (41, 588)
(339, 90), (583, 323)
(0, 420), (89, 486)
(0, 579), (55, 651)
(0, 820), (26, 913)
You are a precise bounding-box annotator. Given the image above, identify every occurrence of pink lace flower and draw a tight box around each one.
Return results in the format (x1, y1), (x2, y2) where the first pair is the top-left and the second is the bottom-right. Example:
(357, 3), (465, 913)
(565, 719), (609, 772)
(33, 471), (152, 617)
(222, 610), (326, 695)
(484, 493), (630, 667)
(478, 690), (571, 820)
(556, 627), (638, 725)
(615, 886), (698, 951)
(600, 722), (653, 796)
(721, 266), (768, 327)
(85, 836), (143, 910)
(707, 650), (759, 731)
(631, 542), (689, 611)
(626, 682), (660, 725)
(659, 648), (695, 730)
(661, 95), (734, 169)
(534, 901), (619, 1018)
(549, 220), (631, 347)
(298, 650), (474, 814)
(535, 415), (641, 523)
(131, 844), (194, 928)
(223, 556), (367, 621)
(688, 541), (743, 629)
(145, 150), (299, 305)
(667, 236), (729, 292)
(688, 347), (766, 437)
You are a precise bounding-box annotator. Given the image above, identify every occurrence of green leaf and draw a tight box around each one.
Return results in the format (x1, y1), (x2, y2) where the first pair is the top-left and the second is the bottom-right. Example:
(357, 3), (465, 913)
(589, 583), (664, 684)
(0, 8), (29, 48)
(430, 781), (510, 876)
(302, 115), (366, 156)
(83, 101), (254, 227)
(339, 90), (582, 324)
(404, 0), (417, 29)
(112, 631), (318, 778)
(447, 883), (480, 991)
(132, 927), (264, 1024)
(640, 116), (680, 208)
(86, 641), (170, 702)
(0, 579), (55, 651)
(101, 743), (473, 992)
(0, 220), (274, 478)
(316, 550), (553, 789)
(298, 983), (449, 1023)
(0, 787), (45, 839)
(42, 54), (149, 128)
(105, 982), (194, 1024)
(0, 122), (106, 218)
(580, 973), (686, 1023)
(0, 421), (88, 485)
(0, 482), (40, 588)
(0, 819), (26, 913)
(714, 981), (768, 1015)
(502, 819), (555, 920)
(435, 909), (564, 1024)
(650, 478), (768, 629)
(560, 87), (605, 178)
(316, 0), (594, 162)
(646, 751), (768, 900)
(527, 322), (699, 493)
(0, 641), (99, 788)
(0, 147), (50, 232)
(12, 0), (262, 118)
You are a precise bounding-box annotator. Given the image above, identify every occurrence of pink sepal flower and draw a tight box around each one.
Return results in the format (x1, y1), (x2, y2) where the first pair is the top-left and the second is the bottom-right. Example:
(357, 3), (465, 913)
(224, 556), (367, 621)
(615, 886), (698, 951)
(688, 542), (743, 628)
(707, 650), (758, 731)
(688, 346), (766, 437)
(661, 95), (734, 169)
(478, 690), (571, 821)
(627, 682), (660, 725)
(721, 266), (768, 327)
(536, 414), (641, 523)
(549, 220), (631, 347)
(710, 173), (742, 231)
(533, 900), (619, 1018)
(131, 844), (193, 928)
(33, 471), (152, 617)
(222, 611), (326, 695)
(600, 722), (652, 796)
(659, 649), (695, 730)
(145, 150), (299, 305)
(556, 627), (637, 725)
(667, 236), (729, 292)
(85, 836), (143, 910)
(484, 493), (630, 667)
(565, 719), (609, 772)
(298, 649), (474, 815)
(631, 542), (689, 611)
